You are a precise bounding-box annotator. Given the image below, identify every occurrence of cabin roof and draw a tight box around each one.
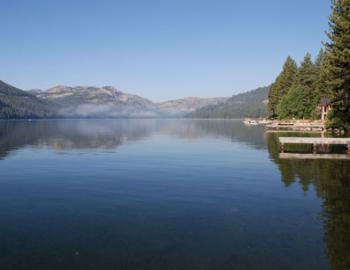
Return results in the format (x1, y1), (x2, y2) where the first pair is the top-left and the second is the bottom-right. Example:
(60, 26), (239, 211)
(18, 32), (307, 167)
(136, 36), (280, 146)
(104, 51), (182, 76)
(320, 97), (331, 106)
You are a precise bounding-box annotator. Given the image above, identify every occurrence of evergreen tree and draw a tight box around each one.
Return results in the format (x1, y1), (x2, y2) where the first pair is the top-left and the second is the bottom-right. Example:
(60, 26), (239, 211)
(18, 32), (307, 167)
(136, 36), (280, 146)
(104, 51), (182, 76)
(314, 49), (329, 118)
(277, 85), (310, 119)
(315, 48), (326, 69)
(296, 53), (318, 90)
(268, 56), (298, 118)
(295, 53), (320, 118)
(322, 0), (350, 129)
(315, 49), (328, 95)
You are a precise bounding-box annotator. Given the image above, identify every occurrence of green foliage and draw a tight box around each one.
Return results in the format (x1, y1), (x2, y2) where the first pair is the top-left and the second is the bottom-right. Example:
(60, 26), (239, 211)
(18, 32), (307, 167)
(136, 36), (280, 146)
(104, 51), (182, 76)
(296, 53), (318, 89)
(322, 0), (350, 130)
(296, 53), (321, 117)
(277, 85), (312, 119)
(187, 86), (270, 119)
(268, 57), (298, 118)
(326, 110), (350, 130)
(315, 49), (329, 103)
(270, 53), (324, 120)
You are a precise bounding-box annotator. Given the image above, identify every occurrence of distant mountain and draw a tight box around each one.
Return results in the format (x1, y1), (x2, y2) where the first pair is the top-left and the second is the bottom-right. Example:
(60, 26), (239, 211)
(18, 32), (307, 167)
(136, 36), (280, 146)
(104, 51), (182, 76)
(157, 97), (227, 116)
(186, 86), (270, 119)
(0, 80), (228, 118)
(35, 85), (156, 117)
(33, 85), (227, 117)
(0, 80), (56, 118)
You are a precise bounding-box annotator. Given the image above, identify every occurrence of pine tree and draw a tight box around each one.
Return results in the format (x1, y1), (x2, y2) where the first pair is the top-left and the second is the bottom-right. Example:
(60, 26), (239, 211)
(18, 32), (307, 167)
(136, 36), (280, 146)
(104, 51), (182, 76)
(314, 49), (329, 118)
(315, 48), (326, 69)
(277, 85), (310, 119)
(315, 49), (328, 96)
(296, 53), (318, 89)
(268, 56), (298, 118)
(295, 53), (319, 118)
(322, 0), (350, 129)
(275, 53), (322, 120)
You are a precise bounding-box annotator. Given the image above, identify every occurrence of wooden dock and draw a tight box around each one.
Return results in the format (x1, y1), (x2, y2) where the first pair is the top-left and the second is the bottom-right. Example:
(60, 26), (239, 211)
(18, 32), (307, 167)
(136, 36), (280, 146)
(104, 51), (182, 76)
(278, 137), (350, 157)
(266, 130), (323, 134)
(279, 153), (350, 160)
(266, 122), (325, 131)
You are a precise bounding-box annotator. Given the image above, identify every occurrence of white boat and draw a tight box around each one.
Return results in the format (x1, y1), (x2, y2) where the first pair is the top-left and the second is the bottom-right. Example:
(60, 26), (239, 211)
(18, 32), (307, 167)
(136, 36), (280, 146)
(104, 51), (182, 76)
(258, 119), (270, 125)
(243, 119), (259, 125)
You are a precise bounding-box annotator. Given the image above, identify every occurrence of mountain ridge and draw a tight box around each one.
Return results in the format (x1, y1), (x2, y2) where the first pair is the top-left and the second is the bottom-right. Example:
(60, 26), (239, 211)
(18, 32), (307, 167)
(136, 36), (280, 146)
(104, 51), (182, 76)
(0, 80), (267, 118)
(32, 85), (226, 117)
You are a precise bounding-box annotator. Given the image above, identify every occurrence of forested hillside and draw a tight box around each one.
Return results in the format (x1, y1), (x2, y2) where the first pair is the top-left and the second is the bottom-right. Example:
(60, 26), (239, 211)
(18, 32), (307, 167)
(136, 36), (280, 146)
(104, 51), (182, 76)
(186, 86), (269, 119)
(0, 80), (56, 118)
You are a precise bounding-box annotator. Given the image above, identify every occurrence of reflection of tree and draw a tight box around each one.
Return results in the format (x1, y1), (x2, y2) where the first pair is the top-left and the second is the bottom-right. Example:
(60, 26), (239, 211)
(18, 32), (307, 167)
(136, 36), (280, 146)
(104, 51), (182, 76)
(182, 120), (267, 149)
(267, 133), (350, 270)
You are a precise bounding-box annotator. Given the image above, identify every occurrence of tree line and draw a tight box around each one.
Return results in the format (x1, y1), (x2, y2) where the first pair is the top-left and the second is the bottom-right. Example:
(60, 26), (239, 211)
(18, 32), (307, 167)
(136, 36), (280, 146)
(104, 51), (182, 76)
(187, 86), (269, 119)
(268, 0), (350, 130)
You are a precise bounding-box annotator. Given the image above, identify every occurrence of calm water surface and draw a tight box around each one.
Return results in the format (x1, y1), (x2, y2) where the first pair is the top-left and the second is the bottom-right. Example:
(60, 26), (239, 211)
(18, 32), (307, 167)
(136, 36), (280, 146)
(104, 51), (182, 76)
(0, 119), (349, 270)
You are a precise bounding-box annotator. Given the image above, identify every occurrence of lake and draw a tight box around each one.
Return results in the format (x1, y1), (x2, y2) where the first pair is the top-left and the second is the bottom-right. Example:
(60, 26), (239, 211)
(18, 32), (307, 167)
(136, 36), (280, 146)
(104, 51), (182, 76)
(0, 119), (349, 270)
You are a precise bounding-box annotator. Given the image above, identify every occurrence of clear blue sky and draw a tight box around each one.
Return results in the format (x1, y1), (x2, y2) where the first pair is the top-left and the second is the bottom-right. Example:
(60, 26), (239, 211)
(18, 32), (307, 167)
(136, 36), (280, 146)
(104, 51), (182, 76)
(1, 0), (330, 101)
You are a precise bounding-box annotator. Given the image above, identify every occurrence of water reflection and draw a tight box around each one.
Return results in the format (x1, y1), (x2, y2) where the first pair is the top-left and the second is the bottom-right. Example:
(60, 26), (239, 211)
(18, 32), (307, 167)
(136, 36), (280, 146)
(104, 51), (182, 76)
(267, 132), (350, 270)
(0, 119), (266, 158)
(0, 120), (349, 269)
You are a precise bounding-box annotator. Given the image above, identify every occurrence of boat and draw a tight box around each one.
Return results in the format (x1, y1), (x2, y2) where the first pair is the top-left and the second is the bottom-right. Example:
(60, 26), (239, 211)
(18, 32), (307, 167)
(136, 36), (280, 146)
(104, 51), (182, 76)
(243, 119), (259, 125)
(258, 119), (271, 125)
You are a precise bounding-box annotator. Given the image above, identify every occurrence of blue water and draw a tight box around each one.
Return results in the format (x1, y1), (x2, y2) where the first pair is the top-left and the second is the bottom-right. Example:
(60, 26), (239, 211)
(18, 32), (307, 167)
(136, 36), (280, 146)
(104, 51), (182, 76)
(0, 119), (349, 270)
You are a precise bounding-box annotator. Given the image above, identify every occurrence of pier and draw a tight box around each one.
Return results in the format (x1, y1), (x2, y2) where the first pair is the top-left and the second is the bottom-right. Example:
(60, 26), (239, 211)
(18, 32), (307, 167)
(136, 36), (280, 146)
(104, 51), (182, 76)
(279, 153), (350, 160)
(278, 137), (350, 157)
(267, 122), (325, 131)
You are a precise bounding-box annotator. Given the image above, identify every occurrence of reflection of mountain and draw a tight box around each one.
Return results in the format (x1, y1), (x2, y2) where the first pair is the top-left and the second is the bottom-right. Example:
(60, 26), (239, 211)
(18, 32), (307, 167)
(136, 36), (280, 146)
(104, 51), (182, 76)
(267, 133), (350, 270)
(0, 119), (266, 160)
(1, 120), (348, 269)
(0, 120), (153, 158)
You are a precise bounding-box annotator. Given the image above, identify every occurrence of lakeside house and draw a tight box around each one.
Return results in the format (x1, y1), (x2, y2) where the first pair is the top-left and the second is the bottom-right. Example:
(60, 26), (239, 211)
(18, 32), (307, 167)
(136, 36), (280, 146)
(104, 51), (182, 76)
(319, 97), (331, 121)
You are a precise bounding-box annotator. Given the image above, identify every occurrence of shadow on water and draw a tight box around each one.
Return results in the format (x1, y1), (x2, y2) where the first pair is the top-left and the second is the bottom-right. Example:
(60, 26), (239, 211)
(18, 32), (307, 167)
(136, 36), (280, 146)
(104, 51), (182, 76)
(266, 132), (350, 270)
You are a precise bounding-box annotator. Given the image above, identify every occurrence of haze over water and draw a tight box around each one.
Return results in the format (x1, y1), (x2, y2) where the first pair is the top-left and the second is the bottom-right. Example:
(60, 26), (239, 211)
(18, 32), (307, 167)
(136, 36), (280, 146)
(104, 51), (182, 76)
(0, 119), (349, 270)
